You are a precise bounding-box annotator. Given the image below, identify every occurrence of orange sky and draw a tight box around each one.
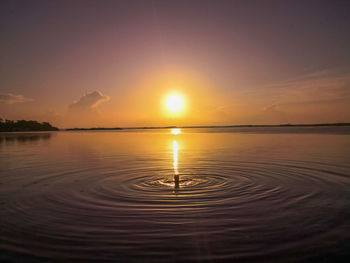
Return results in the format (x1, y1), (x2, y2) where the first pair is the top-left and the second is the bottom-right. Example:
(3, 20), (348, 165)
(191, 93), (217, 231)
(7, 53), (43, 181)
(1, 1), (349, 128)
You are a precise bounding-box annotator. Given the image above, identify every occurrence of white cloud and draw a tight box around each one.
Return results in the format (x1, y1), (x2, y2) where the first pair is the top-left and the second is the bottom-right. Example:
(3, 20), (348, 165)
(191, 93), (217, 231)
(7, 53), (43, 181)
(69, 91), (110, 111)
(63, 91), (110, 128)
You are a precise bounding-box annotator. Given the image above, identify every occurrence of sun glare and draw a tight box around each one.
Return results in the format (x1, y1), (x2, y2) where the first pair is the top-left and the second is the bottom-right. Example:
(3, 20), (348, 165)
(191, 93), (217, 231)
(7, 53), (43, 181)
(171, 128), (181, 135)
(165, 94), (184, 113)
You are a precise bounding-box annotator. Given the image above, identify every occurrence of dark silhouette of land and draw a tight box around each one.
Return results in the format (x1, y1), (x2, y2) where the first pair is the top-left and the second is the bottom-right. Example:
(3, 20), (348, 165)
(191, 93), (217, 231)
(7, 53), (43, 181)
(66, 123), (350, 131)
(0, 119), (58, 132)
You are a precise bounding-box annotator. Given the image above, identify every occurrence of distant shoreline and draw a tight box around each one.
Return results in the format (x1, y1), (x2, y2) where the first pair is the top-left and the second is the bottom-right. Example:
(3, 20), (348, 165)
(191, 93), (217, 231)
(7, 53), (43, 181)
(65, 123), (350, 131)
(2, 122), (349, 133)
(0, 119), (59, 132)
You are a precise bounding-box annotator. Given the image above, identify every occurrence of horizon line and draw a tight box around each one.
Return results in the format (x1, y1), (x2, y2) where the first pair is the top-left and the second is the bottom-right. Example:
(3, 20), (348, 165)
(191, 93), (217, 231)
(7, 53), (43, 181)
(64, 122), (350, 131)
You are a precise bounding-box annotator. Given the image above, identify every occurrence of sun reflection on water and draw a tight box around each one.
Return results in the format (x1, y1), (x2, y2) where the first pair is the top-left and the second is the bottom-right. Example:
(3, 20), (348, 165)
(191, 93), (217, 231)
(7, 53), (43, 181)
(171, 128), (181, 135)
(173, 140), (178, 174)
(173, 140), (180, 189)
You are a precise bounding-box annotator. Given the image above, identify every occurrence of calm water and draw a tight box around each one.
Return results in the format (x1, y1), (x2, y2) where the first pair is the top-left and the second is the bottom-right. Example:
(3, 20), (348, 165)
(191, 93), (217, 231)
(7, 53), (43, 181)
(1, 127), (350, 262)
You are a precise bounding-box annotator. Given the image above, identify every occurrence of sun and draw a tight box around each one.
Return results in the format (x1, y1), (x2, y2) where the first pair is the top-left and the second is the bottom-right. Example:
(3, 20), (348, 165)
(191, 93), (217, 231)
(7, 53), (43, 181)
(165, 94), (184, 113)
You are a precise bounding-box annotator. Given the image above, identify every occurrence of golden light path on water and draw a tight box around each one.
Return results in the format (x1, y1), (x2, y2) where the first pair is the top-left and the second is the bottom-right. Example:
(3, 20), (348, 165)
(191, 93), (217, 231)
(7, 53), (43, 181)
(172, 128), (180, 189)
(173, 140), (178, 175)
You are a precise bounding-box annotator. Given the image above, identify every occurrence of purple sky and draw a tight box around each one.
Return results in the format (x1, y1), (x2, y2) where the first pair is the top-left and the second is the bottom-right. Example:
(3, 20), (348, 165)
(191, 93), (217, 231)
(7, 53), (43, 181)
(1, 0), (350, 127)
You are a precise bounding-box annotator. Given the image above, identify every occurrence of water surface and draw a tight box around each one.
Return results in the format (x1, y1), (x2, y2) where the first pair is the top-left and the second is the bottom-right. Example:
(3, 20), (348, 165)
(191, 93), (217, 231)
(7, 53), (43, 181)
(1, 127), (350, 262)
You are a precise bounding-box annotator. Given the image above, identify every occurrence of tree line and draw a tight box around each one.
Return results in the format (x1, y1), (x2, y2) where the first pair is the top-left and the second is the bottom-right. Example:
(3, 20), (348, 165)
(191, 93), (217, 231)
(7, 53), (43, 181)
(0, 118), (58, 132)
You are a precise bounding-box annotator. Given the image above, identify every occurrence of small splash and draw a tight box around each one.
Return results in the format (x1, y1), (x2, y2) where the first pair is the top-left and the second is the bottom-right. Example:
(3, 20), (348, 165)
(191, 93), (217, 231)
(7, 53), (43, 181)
(156, 175), (198, 188)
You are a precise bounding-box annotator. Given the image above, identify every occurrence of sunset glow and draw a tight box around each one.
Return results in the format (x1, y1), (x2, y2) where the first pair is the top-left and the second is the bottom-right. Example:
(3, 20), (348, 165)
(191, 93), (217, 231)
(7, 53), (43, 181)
(1, 1), (349, 127)
(1, 1), (350, 262)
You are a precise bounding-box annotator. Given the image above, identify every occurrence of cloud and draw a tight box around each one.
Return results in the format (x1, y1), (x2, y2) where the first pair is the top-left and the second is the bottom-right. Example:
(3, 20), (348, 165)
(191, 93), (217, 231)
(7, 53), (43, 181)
(254, 70), (350, 113)
(257, 70), (350, 123)
(263, 104), (281, 113)
(265, 70), (350, 105)
(69, 91), (110, 111)
(64, 91), (110, 128)
(0, 93), (33, 104)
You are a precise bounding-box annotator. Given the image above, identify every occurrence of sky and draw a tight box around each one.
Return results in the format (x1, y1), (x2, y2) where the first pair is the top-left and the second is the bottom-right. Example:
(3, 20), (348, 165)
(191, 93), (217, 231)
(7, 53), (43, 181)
(0, 0), (350, 128)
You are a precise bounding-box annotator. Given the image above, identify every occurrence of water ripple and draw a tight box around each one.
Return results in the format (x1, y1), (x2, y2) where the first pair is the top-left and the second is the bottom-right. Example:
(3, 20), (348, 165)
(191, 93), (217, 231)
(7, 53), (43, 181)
(1, 157), (350, 262)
